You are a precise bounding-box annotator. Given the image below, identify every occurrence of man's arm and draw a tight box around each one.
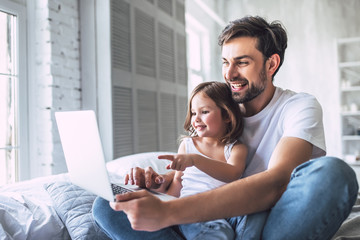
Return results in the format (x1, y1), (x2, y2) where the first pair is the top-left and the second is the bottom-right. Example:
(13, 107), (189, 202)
(112, 136), (313, 231)
(163, 137), (312, 223)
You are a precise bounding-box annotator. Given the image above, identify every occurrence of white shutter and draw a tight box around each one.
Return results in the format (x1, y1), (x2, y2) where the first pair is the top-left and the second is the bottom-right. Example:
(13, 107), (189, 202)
(111, 0), (131, 71)
(177, 96), (188, 136)
(160, 93), (177, 151)
(176, 1), (185, 24)
(158, 0), (173, 16)
(113, 86), (133, 158)
(177, 33), (187, 85)
(88, 0), (187, 159)
(135, 9), (156, 77)
(159, 23), (175, 82)
(137, 89), (159, 152)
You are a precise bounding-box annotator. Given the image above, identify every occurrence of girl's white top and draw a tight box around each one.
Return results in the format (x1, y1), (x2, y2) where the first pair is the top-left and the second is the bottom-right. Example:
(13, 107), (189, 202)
(180, 137), (236, 197)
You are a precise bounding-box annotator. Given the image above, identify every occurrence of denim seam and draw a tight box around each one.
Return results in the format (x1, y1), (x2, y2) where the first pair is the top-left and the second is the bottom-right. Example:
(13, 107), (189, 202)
(169, 228), (186, 240)
(236, 216), (247, 240)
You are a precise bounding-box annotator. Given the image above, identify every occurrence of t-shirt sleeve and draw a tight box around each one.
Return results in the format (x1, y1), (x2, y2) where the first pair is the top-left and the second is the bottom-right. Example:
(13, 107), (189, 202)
(281, 93), (326, 159)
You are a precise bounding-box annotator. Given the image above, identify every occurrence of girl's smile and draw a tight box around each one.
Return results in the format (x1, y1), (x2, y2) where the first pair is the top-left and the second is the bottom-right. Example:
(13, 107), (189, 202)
(190, 92), (228, 139)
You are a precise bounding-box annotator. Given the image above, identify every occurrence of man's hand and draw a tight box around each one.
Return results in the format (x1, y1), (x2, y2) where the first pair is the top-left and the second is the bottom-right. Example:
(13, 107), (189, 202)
(110, 191), (172, 231)
(124, 166), (174, 192)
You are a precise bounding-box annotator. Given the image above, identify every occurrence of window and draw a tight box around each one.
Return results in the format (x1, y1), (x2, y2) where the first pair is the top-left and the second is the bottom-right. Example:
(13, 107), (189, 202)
(185, 1), (226, 96)
(186, 28), (204, 95)
(0, 1), (27, 186)
(185, 14), (210, 96)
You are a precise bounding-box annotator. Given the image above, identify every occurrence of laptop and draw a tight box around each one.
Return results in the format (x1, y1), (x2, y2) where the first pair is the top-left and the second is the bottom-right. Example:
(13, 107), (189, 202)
(55, 110), (176, 202)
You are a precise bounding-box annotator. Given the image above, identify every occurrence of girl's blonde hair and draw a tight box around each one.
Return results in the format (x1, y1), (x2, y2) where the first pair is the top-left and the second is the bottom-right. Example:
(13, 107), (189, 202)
(183, 81), (244, 144)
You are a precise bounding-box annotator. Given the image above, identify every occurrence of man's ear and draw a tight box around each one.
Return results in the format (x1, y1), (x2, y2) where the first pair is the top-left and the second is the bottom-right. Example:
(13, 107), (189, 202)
(267, 53), (280, 77)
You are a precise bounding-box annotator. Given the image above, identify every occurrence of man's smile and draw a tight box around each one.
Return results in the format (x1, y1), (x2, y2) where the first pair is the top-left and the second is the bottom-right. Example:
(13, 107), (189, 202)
(230, 82), (248, 92)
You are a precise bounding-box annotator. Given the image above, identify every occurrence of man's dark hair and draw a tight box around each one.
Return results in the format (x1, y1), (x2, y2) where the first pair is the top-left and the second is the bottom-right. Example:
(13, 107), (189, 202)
(218, 16), (288, 78)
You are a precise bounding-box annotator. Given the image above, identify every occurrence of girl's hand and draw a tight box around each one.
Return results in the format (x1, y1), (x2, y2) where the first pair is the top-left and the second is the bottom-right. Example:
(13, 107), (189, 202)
(158, 154), (195, 171)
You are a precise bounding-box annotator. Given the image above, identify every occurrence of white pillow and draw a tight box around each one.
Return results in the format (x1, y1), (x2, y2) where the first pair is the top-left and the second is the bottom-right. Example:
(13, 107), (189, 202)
(106, 151), (176, 183)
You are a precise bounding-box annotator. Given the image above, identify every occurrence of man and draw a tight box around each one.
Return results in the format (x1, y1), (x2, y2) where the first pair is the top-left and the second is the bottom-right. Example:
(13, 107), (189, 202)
(93, 16), (358, 239)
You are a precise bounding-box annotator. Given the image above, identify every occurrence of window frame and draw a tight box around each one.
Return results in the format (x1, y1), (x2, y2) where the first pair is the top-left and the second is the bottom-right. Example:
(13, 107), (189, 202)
(0, 0), (29, 183)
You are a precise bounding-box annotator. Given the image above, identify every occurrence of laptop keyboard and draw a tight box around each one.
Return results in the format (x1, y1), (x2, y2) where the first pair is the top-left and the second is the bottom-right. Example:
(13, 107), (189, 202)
(111, 183), (133, 195)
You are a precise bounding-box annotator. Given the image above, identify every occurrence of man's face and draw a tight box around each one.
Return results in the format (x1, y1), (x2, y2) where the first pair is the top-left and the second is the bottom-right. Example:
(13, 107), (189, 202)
(221, 37), (269, 104)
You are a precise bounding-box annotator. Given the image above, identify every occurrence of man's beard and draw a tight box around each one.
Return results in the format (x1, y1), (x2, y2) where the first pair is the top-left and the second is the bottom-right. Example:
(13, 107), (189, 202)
(231, 67), (267, 104)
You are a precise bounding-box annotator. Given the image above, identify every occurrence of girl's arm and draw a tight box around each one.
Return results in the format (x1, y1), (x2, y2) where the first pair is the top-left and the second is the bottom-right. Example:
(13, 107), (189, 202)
(164, 141), (186, 197)
(166, 171), (183, 197)
(159, 142), (247, 183)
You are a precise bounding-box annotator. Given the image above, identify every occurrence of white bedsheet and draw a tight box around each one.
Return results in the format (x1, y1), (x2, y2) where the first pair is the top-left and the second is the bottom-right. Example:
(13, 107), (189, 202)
(0, 174), (70, 240)
(0, 152), (173, 240)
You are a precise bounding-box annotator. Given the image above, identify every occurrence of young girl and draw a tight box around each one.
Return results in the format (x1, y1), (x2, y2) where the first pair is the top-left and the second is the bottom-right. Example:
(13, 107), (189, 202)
(158, 81), (267, 239)
(158, 81), (246, 198)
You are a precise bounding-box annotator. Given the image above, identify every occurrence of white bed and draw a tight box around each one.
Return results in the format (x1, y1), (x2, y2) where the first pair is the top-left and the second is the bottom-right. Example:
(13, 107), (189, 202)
(0, 152), (359, 239)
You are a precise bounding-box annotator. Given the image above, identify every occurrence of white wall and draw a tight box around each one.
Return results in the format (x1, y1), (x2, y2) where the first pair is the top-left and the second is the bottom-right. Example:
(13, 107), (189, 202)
(26, 0), (81, 178)
(224, 0), (360, 157)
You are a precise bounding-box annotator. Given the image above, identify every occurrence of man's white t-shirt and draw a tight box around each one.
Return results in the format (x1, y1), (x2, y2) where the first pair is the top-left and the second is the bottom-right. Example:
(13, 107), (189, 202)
(241, 87), (326, 177)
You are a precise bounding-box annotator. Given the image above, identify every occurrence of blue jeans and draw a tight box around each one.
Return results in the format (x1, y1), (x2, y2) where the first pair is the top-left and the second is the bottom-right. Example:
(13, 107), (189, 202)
(92, 157), (359, 240)
(179, 210), (269, 240)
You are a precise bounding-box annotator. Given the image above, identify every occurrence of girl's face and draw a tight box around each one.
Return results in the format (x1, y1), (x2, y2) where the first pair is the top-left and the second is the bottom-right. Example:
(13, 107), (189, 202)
(191, 92), (228, 138)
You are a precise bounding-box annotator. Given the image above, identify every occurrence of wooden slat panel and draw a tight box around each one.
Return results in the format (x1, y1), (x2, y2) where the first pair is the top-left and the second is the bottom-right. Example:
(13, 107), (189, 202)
(111, 0), (131, 72)
(176, 1), (185, 24)
(177, 33), (187, 85)
(135, 9), (156, 77)
(159, 23), (175, 82)
(113, 86), (134, 158)
(160, 93), (177, 151)
(177, 96), (188, 136)
(108, 1), (187, 157)
(137, 89), (158, 152)
(158, 0), (173, 16)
